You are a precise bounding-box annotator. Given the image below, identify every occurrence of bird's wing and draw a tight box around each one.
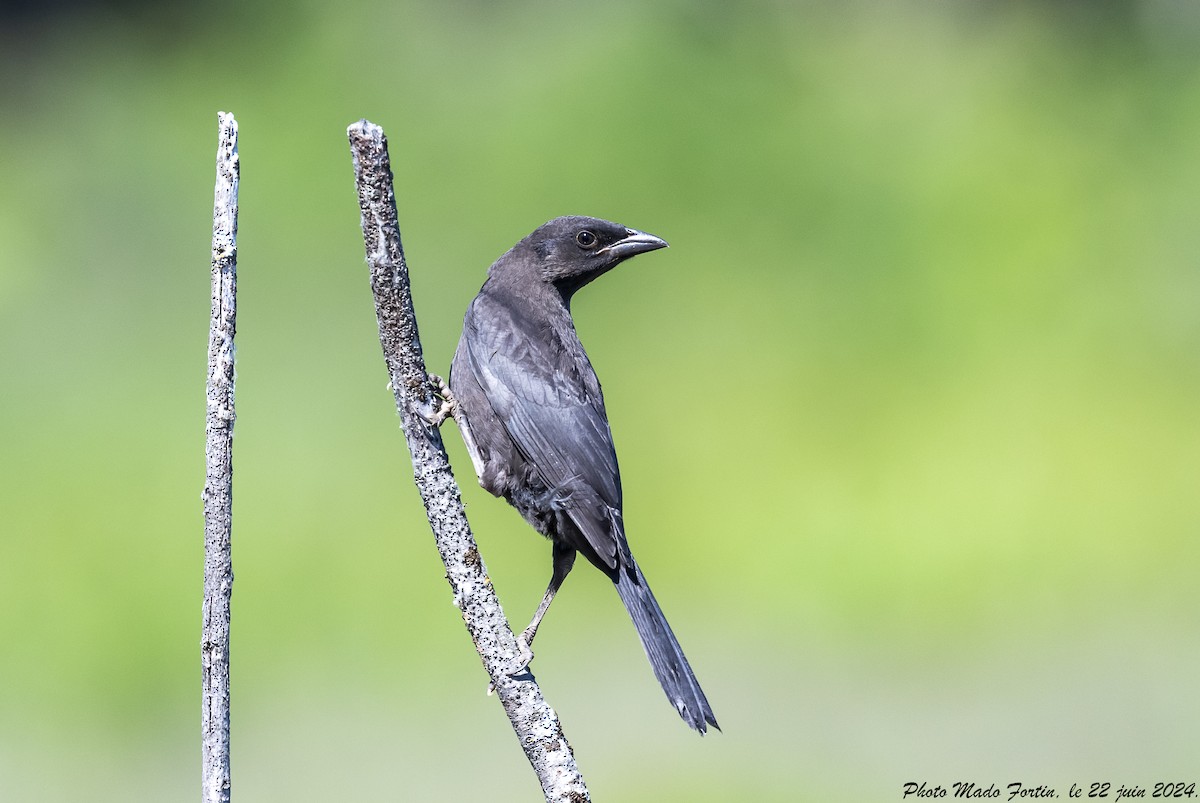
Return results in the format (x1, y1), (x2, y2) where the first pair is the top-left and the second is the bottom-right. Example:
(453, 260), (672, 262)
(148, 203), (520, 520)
(462, 295), (623, 568)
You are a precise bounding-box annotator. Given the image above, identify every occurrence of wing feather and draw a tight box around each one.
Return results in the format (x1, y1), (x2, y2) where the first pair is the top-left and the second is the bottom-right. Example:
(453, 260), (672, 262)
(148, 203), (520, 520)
(462, 293), (623, 566)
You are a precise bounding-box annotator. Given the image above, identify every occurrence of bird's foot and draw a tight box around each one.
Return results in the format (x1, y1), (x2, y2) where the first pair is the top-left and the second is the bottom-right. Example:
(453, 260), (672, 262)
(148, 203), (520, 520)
(485, 633), (536, 694)
(509, 630), (536, 677)
(417, 373), (456, 427)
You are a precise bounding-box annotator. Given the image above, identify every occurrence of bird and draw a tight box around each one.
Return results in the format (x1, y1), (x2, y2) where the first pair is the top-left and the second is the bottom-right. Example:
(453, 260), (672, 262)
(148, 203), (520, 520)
(445, 215), (718, 734)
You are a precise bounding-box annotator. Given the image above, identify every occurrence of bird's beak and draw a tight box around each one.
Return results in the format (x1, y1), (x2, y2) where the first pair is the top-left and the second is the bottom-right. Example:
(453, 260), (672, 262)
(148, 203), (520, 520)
(599, 228), (669, 260)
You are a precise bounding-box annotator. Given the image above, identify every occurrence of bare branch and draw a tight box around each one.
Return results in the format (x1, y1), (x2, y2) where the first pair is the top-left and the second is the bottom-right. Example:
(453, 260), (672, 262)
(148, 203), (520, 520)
(347, 119), (590, 803)
(202, 110), (238, 803)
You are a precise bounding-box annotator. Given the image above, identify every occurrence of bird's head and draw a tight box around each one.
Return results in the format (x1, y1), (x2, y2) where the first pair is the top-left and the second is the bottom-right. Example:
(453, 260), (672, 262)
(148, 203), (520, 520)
(518, 215), (668, 299)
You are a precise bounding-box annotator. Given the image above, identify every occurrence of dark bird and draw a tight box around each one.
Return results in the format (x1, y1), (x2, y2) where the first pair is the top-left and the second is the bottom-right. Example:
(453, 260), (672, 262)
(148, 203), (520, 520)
(448, 215), (718, 733)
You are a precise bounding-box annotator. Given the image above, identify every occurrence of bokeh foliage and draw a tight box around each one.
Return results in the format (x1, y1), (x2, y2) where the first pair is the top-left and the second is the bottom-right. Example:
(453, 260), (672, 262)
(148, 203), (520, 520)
(1, 1), (1197, 800)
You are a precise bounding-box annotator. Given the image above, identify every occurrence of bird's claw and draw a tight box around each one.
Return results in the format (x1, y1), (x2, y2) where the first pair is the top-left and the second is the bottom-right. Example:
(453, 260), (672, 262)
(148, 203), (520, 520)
(485, 635), (536, 694)
(503, 630), (538, 683)
(417, 373), (456, 427)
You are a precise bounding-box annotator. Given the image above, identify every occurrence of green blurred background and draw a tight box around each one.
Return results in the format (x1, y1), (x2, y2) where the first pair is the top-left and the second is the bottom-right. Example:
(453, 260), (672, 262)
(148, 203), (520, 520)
(2, 0), (1198, 799)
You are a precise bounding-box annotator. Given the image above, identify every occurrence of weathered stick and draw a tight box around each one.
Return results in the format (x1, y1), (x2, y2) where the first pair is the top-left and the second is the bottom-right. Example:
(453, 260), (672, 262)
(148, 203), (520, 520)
(347, 119), (590, 803)
(202, 110), (238, 803)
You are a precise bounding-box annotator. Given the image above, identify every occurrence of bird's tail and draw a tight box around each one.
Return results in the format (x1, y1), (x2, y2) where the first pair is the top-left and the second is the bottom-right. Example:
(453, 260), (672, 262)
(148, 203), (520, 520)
(614, 560), (719, 734)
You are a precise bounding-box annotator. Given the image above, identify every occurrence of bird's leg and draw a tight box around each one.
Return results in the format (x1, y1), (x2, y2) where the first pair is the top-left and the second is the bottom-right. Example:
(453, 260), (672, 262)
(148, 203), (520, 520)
(511, 545), (576, 676)
(487, 546), (575, 695)
(419, 373), (488, 480)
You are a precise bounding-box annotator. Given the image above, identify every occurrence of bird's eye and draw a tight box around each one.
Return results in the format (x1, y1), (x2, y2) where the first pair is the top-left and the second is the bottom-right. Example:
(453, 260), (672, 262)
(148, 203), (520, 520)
(576, 230), (597, 249)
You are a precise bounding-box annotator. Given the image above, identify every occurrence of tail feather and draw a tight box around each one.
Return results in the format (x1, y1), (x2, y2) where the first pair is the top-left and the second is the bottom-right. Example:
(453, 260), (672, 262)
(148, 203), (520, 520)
(614, 561), (719, 734)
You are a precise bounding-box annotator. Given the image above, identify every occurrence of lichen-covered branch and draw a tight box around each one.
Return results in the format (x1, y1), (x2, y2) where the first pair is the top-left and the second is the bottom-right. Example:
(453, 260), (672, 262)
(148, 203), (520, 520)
(202, 110), (238, 803)
(347, 119), (589, 803)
